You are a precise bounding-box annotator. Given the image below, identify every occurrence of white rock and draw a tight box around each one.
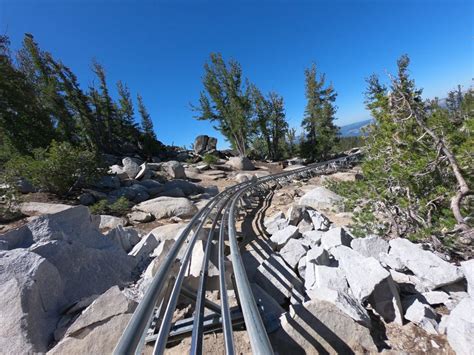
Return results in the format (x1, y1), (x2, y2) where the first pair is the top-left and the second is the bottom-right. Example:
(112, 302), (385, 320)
(270, 225), (299, 249)
(301, 230), (324, 248)
(379, 252), (407, 271)
(422, 291), (451, 306)
(227, 156), (255, 170)
(461, 259), (474, 296)
(162, 160), (186, 179)
(306, 209), (331, 231)
(389, 238), (464, 289)
(135, 163), (150, 180)
(321, 227), (352, 249)
(447, 296), (474, 355)
(331, 245), (403, 324)
(148, 223), (188, 242)
(404, 298), (439, 335)
(97, 214), (126, 230)
(305, 264), (349, 293)
(105, 226), (140, 253)
(390, 269), (431, 293)
(0, 249), (63, 353)
(351, 236), (389, 260)
(438, 315), (449, 335)
(306, 287), (371, 327)
(133, 196), (197, 219)
(122, 157), (140, 179)
(305, 246), (330, 265)
(127, 210), (154, 224)
(20, 202), (72, 216)
(279, 238), (308, 269)
(128, 232), (159, 265)
(297, 257), (306, 278)
(298, 186), (344, 212)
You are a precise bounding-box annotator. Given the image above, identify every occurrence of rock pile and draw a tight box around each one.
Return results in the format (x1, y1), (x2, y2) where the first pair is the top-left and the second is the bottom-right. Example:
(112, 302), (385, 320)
(243, 201), (473, 353)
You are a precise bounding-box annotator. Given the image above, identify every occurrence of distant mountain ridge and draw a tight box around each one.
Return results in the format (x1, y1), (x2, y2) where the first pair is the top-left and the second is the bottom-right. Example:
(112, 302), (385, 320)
(338, 119), (373, 137)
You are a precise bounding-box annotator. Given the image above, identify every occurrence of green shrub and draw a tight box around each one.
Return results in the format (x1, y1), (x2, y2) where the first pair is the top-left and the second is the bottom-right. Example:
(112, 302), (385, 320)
(202, 153), (218, 165)
(89, 196), (130, 216)
(4, 140), (104, 196)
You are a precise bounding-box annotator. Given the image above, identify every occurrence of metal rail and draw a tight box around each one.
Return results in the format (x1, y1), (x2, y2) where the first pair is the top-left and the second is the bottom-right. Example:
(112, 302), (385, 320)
(114, 153), (360, 355)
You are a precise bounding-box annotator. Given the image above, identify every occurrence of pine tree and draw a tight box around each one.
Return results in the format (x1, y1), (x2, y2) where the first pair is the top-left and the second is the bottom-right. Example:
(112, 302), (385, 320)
(137, 94), (155, 138)
(252, 88), (288, 160)
(301, 63), (338, 161)
(193, 53), (253, 157)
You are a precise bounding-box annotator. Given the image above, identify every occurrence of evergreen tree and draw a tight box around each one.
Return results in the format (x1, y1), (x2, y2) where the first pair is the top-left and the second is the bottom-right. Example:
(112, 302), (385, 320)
(137, 94), (155, 138)
(0, 35), (54, 156)
(252, 88), (288, 160)
(301, 63), (339, 161)
(286, 127), (297, 157)
(193, 53), (253, 157)
(117, 81), (139, 142)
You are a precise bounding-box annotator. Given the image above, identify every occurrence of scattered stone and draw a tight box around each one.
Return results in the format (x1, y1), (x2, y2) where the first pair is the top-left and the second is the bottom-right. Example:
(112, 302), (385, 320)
(136, 179), (163, 196)
(296, 217), (314, 233)
(122, 157), (140, 179)
(127, 210), (154, 224)
(298, 186), (344, 212)
(305, 264), (348, 293)
(148, 223), (188, 242)
(320, 227), (352, 249)
(227, 156), (255, 170)
(422, 291), (451, 306)
(275, 301), (377, 354)
(305, 246), (330, 265)
(132, 196), (197, 219)
(306, 209), (331, 231)
(109, 165), (128, 180)
(162, 160), (186, 179)
(279, 239), (308, 269)
(331, 245), (403, 324)
(143, 239), (176, 279)
(300, 230), (324, 248)
(161, 180), (204, 196)
(93, 175), (121, 190)
(128, 232), (159, 266)
(265, 216), (289, 235)
(379, 252), (407, 271)
(389, 238), (464, 289)
(404, 298), (439, 335)
(351, 236), (389, 260)
(96, 214), (126, 230)
(270, 225), (299, 249)
(306, 287), (371, 327)
(105, 226), (140, 253)
(20, 202), (72, 216)
(286, 205), (305, 225)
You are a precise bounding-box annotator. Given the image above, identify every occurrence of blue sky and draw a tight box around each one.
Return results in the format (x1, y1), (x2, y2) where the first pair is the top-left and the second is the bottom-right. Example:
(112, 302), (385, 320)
(1, 0), (473, 149)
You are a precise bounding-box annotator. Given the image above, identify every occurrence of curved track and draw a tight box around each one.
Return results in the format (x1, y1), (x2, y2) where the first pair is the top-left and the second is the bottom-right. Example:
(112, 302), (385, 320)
(114, 154), (360, 355)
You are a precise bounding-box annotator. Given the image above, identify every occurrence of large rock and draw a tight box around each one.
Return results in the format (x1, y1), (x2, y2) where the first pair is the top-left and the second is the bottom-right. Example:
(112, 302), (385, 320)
(105, 226), (140, 253)
(270, 225), (299, 249)
(274, 301), (377, 354)
(306, 287), (371, 327)
(227, 156), (255, 170)
(95, 214), (126, 230)
(446, 297), (474, 355)
(389, 238), (464, 289)
(162, 160), (186, 179)
(1, 206), (135, 304)
(403, 298), (439, 334)
(128, 232), (159, 267)
(148, 223), (188, 242)
(298, 186), (344, 212)
(127, 210), (154, 224)
(320, 227), (352, 249)
(194, 135), (217, 155)
(305, 264), (348, 293)
(331, 245), (403, 324)
(161, 180), (204, 196)
(264, 212), (289, 235)
(351, 236), (389, 260)
(301, 230), (324, 248)
(122, 157), (140, 179)
(20, 202), (72, 216)
(0, 249), (63, 353)
(279, 238), (308, 269)
(49, 286), (137, 355)
(133, 196), (197, 219)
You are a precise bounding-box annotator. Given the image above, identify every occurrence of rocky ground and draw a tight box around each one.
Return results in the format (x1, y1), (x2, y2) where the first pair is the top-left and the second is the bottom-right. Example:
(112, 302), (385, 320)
(0, 143), (473, 354)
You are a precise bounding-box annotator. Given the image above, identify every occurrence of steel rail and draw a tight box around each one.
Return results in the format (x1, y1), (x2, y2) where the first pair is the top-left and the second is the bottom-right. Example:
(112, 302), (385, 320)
(115, 153), (361, 355)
